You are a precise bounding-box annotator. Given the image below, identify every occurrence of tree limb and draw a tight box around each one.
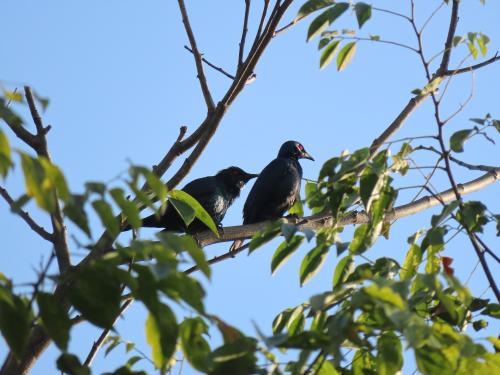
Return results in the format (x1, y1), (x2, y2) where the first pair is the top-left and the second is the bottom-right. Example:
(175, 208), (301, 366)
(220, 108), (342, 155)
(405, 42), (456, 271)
(193, 168), (500, 247)
(177, 0), (215, 109)
(24, 86), (71, 274)
(437, 0), (460, 75)
(0, 185), (53, 241)
(238, 0), (251, 72)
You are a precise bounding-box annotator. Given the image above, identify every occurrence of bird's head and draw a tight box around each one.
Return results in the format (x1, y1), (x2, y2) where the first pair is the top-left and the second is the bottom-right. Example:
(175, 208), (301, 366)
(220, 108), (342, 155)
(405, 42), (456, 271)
(278, 140), (314, 161)
(218, 166), (259, 189)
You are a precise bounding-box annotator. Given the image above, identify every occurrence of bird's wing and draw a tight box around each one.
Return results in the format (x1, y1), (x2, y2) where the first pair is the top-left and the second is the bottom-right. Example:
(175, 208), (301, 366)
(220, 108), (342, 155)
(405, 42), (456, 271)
(243, 158), (301, 223)
(182, 176), (218, 205)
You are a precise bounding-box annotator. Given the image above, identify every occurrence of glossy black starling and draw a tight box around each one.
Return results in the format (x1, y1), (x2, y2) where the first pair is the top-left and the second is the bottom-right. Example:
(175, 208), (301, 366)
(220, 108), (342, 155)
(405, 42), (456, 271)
(132, 166), (257, 233)
(230, 141), (313, 251)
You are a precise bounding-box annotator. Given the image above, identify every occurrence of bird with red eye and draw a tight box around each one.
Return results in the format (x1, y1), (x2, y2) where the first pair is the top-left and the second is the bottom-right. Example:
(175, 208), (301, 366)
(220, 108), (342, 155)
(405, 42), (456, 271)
(231, 140), (314, 251)
(124, 166), (258, 233)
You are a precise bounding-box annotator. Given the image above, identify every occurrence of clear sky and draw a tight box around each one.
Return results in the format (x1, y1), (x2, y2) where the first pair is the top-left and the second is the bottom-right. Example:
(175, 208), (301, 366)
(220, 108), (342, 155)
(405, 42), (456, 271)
(1, 1), (499, 374)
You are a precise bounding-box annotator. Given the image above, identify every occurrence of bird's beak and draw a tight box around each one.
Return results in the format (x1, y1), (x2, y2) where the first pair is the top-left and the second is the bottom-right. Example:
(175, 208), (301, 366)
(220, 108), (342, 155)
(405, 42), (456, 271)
(244, 173), (259, 181)
(301, 150), (314, 161)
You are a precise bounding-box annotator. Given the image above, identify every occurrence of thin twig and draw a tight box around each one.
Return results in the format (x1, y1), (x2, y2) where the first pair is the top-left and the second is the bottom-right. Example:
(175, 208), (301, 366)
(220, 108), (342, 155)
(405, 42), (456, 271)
(238, 0), (251, 72)
(419, 1), (445, 34)
(255, 0), (270, 41)
(441, 53), (500, 76)
(372, 6), (411, 22)
(332, 35), (418, 53)
(83, 299), (133, 367)
(184, 46), (235, 79)
(0, 185), (53, 241)
(474, 235), (500, 264)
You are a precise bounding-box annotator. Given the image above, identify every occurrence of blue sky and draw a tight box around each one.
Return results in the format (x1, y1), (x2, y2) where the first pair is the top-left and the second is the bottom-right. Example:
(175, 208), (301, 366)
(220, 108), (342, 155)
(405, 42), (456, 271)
(1, 1), (500, 373)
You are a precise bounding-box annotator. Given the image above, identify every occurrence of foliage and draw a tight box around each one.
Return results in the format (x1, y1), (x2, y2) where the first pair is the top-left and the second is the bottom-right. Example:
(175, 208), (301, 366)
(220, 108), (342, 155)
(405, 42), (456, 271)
(1, 1), (500, 375)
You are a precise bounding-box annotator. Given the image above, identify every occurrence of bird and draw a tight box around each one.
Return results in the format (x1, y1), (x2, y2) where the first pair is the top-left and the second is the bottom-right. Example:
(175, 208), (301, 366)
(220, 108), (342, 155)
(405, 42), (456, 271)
(127, 166), (258, 233)
(230, 140), (314, 251)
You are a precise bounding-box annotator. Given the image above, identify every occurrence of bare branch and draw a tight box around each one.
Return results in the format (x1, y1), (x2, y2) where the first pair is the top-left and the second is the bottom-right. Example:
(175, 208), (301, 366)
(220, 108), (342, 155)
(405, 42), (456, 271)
(184, 45), (235, 79)
(442, 53), (500, 76)
(177, 0), (215, 109)
(437, 0), (460, 75)
(83, 299), (133, 367)
(238, 0), (251, 72)
(24, 86), (71, 274)
(255, 0), (270, 40)
(0, 185), (53, 241)
(332, 35), (418, 53)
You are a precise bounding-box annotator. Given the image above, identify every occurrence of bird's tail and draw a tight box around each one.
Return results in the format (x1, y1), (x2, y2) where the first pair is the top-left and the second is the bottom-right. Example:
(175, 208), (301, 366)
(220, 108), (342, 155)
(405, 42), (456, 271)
(229, 239), (244, 253)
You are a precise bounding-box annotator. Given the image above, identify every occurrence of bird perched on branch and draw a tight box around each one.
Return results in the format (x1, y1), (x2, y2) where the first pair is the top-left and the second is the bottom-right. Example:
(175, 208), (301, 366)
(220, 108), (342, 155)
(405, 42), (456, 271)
(128, 166), (258, 233)
(230, 140), (314, 251)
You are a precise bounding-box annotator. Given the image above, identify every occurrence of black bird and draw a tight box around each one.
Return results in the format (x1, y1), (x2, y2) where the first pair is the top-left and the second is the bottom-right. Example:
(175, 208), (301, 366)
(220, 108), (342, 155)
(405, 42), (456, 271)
(131, 166), (258, 233)
(231, 141), (314, 250)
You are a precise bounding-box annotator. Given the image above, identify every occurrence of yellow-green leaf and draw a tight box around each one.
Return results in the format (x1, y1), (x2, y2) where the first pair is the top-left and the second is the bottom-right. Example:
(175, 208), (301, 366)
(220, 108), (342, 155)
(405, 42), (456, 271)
(336, 42), (357, 71)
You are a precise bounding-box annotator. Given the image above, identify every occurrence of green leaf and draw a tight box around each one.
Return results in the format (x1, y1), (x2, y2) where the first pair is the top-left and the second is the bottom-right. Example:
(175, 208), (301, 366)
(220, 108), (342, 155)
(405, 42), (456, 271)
(377, 332), (403, 375)
(431, 201), (459, 227)
(180, 318), (211, 372)
(158, 233), (210, 279)
(468, 41), (479, 59)
(354, 3), (372, 29)
(109, 188), (141, 229)
(318, 37), (330, 50)
(364, 284), (405, 309)
(400, 244), (422, 281)
(145, 304), (178, 372)
(158, 272), (205, 313)
(271, 236), (304, 274)
(349, 223), (369, 254)
(449, 129), (473, 152)
(92, 199), (120, 237)
(169, 189), (219, 235)
(0, 97), (23, 128)
(457, 201), (488, 233)
(481, 303), (500, 318)
(332, 255), (353, 288)
(3, 90), (23, 102)
(20, 154), (56, 212)
(295, 0), (335, 22)
(472, 319), (488, 331)
(64, 195), (91, 237)
(299, 245), (330, 286)
(0, 129), (12, 178)
(336, 42), (357, 71)
(288, 198), (304, 217)
(307, 3), (349, 42)
(68, 263), (122, 328)
(37, 292), (71, 350)
(56, 353), (90, 375)
(319, 40), (340, 69)
(248, 222), (281, 253)
(453, 35), (465, 46)
(0, 285), (32, 359)
(477, 33), (490, 56)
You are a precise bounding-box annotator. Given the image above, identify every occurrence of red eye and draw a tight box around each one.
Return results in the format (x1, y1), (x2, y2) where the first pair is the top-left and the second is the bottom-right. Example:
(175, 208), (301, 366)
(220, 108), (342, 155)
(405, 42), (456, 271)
(297, 144), (304, 151)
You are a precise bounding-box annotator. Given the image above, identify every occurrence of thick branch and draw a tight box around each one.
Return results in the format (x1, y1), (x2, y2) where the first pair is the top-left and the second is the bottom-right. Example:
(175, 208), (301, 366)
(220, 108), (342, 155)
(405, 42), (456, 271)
(177, 0), (215, 109)
(193, 169), (500, 247)
(0, 185), (53, 241)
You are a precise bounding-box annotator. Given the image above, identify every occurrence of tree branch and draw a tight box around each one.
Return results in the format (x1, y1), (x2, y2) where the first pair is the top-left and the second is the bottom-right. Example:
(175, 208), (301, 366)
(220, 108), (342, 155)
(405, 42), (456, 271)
(441, 53), (500, 75)
(437, 0), (459, 75)
(0, 185), (53, 241)
(192, 168), (500, 248)
(177, 0), (215, 109)
(83, 299), (133, 367)
(238, 0), (251, 72)
(184, 45), (235, 79)
(24, 87), (71, 274)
